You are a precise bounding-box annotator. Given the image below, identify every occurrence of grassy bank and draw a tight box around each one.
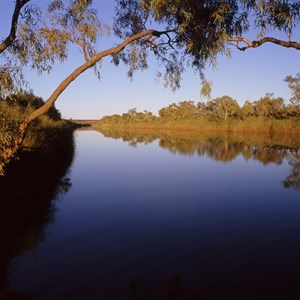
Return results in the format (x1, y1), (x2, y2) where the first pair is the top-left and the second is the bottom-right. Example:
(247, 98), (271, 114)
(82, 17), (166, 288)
(0, 117), (76, 175)
(93, 118), (300, 135)
(0, 92), (79, 174)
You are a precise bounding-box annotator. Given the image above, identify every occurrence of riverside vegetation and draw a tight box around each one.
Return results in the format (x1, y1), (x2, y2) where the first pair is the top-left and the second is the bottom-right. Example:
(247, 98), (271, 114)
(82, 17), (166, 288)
(94, 93), (300, 134)
(0, 92), (75, 175)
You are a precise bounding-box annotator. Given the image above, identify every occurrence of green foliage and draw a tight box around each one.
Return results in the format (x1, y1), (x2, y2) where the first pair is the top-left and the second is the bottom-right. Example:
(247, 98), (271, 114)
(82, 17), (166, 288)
(284, 73), (300, 107)
(0, 101), (22, 156)
(0, 92), (63, 174)
(206, 96), (240, 121)
(254, 94), (286, 119)
(0, 0), (110, 97)
(94, 91), (300, 135)
(241, 100), (255, 118)
(2, 0), (300, 97)
(5, 91), (62, 120)
(114, 0), (300, 92)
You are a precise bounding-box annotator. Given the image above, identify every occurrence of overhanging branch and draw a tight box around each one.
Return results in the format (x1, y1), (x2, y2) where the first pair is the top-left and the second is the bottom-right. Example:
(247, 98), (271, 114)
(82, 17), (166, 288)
(25, 28), (164, 123)
(226, 36), (300, 51)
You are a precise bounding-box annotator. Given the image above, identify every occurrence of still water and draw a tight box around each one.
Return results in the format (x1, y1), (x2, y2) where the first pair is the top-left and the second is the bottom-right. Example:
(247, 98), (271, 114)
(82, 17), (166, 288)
(4, 129), (300, 299)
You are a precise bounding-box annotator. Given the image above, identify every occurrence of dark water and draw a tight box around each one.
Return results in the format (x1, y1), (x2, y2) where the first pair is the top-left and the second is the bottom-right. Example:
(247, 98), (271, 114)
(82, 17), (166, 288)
(2, 129), (300, 300)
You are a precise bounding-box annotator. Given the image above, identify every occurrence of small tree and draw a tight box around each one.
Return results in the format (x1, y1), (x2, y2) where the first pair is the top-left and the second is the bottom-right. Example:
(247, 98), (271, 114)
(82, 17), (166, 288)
(207, 96), (240, 121)
(254, 94), (285, 119)
(241, 100), (255, 118)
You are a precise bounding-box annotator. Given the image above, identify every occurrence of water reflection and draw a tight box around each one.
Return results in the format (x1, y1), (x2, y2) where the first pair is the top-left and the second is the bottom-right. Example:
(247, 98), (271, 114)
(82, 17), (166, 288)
(4, 129), (300, 300)
(0, 131), (75, 299)
(97, 127), (300, 190)
(283, 150), (300, 190)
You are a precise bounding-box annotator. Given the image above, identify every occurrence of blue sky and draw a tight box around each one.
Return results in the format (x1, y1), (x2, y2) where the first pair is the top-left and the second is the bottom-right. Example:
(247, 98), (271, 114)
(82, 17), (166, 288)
(1, 0), (300, 119)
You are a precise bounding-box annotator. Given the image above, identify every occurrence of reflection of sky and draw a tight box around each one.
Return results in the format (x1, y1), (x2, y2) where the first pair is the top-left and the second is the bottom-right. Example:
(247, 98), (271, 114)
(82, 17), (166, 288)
(9, 131), (300, 299)
(60, 130), (295, 224)
(72, 130), (290, 187)
(1, 1), (300, 119)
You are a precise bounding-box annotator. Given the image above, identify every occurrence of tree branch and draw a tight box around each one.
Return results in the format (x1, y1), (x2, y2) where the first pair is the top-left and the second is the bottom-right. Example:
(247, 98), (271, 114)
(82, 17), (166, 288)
(4, 27), (180, 167)
(226, 36), (300, 51)
(0, 0), (31, 54)
(24, 29), (161, 123)
(5, 29), (164, 168)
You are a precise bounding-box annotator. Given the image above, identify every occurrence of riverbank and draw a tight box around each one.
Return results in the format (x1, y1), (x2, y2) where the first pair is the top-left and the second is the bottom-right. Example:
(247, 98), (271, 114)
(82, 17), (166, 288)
(0, 120), (77, 175)
(93, 118), (300, 135)
(0, 92), (81, 175)
(0, 122), (76, 299)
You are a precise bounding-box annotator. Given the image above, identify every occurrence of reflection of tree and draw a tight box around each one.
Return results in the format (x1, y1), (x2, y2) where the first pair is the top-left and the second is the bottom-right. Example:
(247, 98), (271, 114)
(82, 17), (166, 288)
(283, 150), (300, 190)
(253, 147), (286, 165)
(96, 127), (300, 190)
(0, 130), (75, 299)
(160, 138), (200, 156)
(100, 128), (158, 148)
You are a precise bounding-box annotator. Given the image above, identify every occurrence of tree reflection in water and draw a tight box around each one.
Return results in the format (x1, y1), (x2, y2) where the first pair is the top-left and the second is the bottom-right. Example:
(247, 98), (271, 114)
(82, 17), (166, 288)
(0, 131), (75, 300)
(97, 127), (300, 190)
(283, 149), (300, 190)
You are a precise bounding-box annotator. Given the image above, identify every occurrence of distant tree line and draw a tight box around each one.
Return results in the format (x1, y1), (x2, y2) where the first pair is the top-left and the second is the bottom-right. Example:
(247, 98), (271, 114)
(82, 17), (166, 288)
(97, 89), (300, 126)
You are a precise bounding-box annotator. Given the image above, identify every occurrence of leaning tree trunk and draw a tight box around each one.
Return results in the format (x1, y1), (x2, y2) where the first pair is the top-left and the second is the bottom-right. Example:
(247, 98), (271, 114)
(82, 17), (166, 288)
(0, 29), (159, 175)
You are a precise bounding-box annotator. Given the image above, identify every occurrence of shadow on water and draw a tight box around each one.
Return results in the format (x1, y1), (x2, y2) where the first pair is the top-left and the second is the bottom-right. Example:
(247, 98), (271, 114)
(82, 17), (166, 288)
(97, 127), (300, 190)
(0, 130), (75, 300)
(129, 275), (205, 300)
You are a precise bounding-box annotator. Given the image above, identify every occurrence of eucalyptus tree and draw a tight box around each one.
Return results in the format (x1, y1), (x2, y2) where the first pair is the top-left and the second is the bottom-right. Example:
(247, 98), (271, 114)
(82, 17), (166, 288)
(210, 96), (240, 121)
(285, 73), (300, 106)
(241, 100), (255, 118)
(254, 94), (286, 119)
(284, 73), (300, 118)
(1, 0), (300, 173)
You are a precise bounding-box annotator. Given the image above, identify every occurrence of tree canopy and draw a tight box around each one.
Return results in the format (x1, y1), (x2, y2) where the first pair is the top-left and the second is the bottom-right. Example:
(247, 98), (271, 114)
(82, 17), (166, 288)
(1, 0), (300, 96)
(285, 73), (300, 105)
(114, 0), (300, 90)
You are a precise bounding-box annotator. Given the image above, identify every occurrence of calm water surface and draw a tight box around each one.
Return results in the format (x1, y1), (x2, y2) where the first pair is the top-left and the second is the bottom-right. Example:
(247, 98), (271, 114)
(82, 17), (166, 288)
(5, 129), (300, 299)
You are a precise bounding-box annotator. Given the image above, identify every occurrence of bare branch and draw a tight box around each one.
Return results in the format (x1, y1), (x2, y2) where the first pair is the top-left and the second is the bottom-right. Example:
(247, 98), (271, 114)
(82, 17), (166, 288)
(143, 29), (177, 52)
(226, 36), (300, 51)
